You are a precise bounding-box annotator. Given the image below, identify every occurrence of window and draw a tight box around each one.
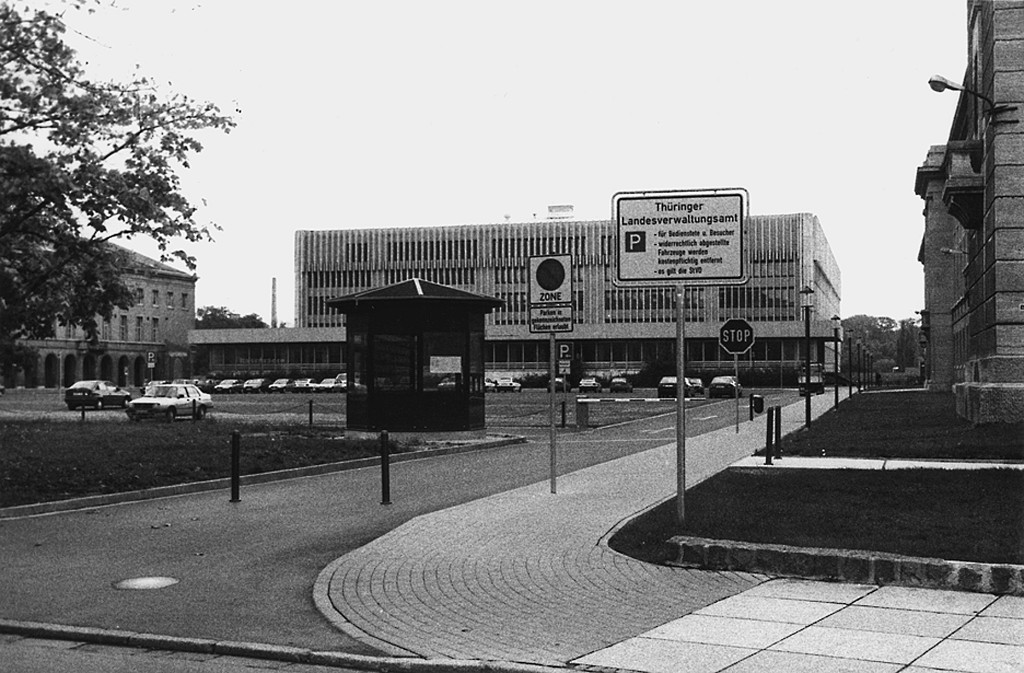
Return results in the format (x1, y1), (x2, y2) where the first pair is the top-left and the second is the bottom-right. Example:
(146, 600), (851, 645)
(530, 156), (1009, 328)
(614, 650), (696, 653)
(151, 318), (159, 341)
(119, 315), (128, 341)
(181, 292), (189, 309)
(167, 292), (174, 308)
(135, 288), (144, 305)
(101, 319), (111, 341)
(135, 317), (143, 341)
(151, 290), (159, 307)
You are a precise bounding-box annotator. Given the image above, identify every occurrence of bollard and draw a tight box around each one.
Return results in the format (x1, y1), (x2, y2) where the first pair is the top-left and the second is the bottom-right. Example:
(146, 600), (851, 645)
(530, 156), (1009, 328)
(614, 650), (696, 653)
(773, 406), (782, 460)
(192, 399), (197, 422)
(576, 399), (589, 429)
(230, 430), (241, 502)
(380, 430), (391, 505)
(561, 400), (566, 428)
(764, 405), (774, 465)
(308, 399), (314, 426)
(81, 406), (86, 422)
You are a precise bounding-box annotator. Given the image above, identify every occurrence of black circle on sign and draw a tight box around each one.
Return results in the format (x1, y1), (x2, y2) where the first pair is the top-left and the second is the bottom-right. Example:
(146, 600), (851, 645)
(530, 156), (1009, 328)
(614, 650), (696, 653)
(536, 259), (565, 292)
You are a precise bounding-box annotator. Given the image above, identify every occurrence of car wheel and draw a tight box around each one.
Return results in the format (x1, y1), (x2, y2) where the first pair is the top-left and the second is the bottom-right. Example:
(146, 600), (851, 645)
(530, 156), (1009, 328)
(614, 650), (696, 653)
(165, 408), (176, 422)
(194, 406), (207, 420)
(95, 399), (104, 410)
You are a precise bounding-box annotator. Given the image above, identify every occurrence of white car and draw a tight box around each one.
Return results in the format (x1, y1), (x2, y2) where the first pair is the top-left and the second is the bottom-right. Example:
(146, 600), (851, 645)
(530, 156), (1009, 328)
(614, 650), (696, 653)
(126, 383), (213, 421)
(494, 377), (521, 392)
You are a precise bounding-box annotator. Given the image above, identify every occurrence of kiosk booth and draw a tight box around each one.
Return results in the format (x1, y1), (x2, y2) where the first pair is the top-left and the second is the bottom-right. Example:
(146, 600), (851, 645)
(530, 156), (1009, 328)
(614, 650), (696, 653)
(327, 278), (502, 434)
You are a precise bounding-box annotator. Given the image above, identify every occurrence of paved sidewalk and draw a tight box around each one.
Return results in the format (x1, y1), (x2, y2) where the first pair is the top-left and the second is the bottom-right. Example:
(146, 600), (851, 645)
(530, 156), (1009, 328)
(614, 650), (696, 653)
(574, 578), (1024, 673)
(316, 394), (839, 665)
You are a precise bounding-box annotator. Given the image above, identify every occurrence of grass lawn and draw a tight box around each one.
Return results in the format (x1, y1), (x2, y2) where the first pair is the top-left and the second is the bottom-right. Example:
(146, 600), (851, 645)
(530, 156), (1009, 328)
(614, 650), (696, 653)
(610, 390), (1024, 565)
(777, 390), (1024, 460)
(0, 419), (401, 508)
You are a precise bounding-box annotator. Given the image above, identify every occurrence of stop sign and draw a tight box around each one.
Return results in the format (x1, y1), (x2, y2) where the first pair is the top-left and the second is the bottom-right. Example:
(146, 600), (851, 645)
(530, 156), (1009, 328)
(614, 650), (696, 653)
(719, 319), (755, 355)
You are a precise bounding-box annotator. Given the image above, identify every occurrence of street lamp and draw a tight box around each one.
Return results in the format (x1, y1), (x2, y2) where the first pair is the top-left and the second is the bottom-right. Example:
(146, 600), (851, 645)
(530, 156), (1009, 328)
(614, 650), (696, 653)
(847, 335), (854, 398)
(831, 315), (841, 409)
(800, 286), (814, 428)
(928, 75), (1018, 118)
(857, 338), (863, 392)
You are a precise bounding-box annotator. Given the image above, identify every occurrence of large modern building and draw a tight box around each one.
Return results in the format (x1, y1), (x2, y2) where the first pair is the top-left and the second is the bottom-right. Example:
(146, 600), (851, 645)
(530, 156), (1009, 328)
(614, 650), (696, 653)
(916, 0), (1023, 422)
(4, 248), (197, 389)
(291, 213), (840, 383)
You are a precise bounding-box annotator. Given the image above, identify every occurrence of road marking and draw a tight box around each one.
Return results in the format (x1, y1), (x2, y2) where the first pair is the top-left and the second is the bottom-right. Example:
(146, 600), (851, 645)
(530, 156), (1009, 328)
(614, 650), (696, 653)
(696, 415), (718, 421)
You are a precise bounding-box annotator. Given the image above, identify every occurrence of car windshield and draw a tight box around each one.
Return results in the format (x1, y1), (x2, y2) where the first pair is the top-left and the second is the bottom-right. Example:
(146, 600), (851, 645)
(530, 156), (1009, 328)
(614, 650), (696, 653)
(69, 381), (97, 389)
(149, 385), (183, 397)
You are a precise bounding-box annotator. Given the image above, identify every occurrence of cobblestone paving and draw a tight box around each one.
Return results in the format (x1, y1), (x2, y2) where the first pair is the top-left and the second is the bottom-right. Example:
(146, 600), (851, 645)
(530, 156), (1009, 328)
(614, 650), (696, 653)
(321, 425), (774, 666)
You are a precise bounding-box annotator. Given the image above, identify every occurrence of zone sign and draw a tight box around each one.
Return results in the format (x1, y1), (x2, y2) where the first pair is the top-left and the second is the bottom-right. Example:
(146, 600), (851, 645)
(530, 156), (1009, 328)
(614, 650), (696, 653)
(530, 255), (572, 305)
(719, 318), (755, 355)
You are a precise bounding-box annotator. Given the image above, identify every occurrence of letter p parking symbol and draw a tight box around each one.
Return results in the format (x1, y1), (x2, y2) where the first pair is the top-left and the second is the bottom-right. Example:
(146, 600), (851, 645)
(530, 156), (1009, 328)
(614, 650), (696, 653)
(625, 231), (646, 253)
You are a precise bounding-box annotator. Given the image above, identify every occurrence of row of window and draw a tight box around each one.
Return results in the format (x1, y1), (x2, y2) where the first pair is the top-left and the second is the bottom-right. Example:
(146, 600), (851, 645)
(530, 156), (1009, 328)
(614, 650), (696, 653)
(133, 287), (190, 310)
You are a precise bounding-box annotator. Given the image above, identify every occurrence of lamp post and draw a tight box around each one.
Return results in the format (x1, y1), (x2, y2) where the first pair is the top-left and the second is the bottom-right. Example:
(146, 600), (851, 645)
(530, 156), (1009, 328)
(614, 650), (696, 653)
(847, 335), (853, 398)
(800, 286), (814, 428)
(857, 339), (863, 392)
(865, 349), (872, 390)
(831, 315), (841, 409)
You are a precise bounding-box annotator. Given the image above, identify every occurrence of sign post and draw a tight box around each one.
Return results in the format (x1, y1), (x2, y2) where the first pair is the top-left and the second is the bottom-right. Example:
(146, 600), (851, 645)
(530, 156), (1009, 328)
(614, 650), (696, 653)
(529, 255), (573, 494)
(719, 318), (755, 432)
(614, 189), (748, 525)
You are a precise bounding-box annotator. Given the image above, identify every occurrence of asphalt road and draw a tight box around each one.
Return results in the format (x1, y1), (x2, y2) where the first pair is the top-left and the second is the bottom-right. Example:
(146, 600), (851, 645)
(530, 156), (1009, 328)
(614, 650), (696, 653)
(0, 389), (798, 662)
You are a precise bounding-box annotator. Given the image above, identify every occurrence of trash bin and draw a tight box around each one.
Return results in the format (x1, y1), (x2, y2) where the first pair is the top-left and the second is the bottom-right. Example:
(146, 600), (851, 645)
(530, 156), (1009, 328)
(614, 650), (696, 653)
(751, 394), (765, 414)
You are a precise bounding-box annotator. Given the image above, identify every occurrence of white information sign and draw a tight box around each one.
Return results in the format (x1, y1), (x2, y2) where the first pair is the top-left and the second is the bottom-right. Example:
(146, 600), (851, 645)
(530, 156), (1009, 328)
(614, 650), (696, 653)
(614, 188), (748, 284)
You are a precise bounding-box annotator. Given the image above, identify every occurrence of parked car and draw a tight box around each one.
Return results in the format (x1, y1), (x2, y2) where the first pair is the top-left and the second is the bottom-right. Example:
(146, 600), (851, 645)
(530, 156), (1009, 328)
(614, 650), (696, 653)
(242, 378), (269, 393)
(64, 380), (132, 410)
(334, 373), (348, 392)
(485, 378), (498, 392)
(268, 378), (292, 393)
(799, 372), (825, 396)
(578, 377), (602, 393)
(194, 378), (219, 394)
(552, 376), (569, 392)
(290, 378), (315, 393)
(311, 377), (344, 393)
(609, 377), (633, 393)
(708, 375), (742, 398)
(126, 383), (213, 421)
(493, 377), (521, 392)
(214, 379), (243, 394)
(656, 376), (704, 399)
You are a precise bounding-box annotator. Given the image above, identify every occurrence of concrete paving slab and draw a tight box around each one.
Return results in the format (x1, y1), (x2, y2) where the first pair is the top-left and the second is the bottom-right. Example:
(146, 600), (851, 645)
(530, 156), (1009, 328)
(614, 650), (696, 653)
(724, 649), (903, 673)
(950, 615), (1024, 645)
(816, 605), (971, 638)
(740, 578), (876, 604)
(694, 594), (844, 625)
(855, 586), (997, 614)
(769, 625), (941, 664)
(571, 637), (756, 673)
(911, 639), (1024, 673)
(643, 613), (803, 649)
(980, 595), (1024, 619)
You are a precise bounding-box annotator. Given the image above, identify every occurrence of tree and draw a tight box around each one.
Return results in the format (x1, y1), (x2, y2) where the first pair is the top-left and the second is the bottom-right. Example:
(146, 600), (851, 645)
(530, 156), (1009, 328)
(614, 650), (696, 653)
(195, 306), (267, 330)
(0, 3), (234, 367)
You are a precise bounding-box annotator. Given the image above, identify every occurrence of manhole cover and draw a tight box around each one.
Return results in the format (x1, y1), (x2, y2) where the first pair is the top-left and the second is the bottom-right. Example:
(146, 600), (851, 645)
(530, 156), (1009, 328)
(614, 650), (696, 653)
(113, 577), (179, 590)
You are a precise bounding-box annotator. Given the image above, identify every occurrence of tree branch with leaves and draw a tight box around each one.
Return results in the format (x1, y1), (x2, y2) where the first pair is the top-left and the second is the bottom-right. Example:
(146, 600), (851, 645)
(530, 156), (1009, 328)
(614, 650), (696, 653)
(0, 2), (234, 367)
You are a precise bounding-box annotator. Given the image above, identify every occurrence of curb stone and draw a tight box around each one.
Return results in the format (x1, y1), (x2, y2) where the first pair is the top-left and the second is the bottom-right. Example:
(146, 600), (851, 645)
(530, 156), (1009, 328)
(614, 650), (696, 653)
(667, 535), (1024, 595)
(0, 619), (572, 672)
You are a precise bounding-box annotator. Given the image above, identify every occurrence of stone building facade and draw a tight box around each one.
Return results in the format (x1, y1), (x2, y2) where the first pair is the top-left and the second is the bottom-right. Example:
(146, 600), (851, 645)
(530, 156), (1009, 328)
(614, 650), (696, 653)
(4, 247), (197, 389)
(916, 1), (1024, 422)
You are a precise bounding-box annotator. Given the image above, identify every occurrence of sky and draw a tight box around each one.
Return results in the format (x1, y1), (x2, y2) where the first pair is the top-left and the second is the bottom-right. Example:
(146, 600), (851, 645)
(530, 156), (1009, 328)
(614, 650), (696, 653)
(56, 0), (968, 325)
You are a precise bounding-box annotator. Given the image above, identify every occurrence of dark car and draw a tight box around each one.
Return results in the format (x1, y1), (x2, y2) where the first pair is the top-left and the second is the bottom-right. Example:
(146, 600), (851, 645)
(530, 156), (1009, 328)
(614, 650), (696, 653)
(65, 380), (132, 410)
(609, 377), (633, 393)
(242, 378), (270, 393)
(708, 375), (742, 398)
(213, 379), (244, 394)
(657, 376), (704, 399)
